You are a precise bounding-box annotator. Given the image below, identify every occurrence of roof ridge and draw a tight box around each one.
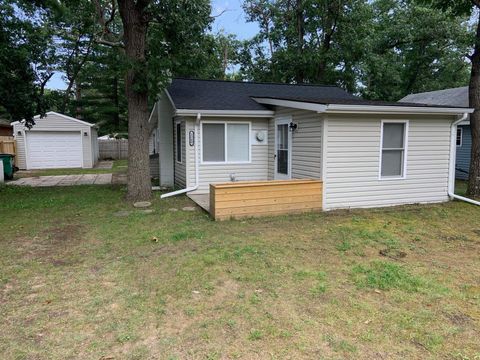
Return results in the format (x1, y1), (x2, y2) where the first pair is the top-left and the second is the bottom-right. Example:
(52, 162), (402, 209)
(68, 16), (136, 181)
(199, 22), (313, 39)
(172, 77), (339, 88)
(404, 86), (468, 97)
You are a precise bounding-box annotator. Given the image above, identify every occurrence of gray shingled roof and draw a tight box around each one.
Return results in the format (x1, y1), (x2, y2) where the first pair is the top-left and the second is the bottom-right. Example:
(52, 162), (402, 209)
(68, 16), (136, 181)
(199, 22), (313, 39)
(252, 96), (466, 108)
(400, 87), (468, 107)
(167, 78), (358, 111)
(168, 79), (470, 111)
(0, 119), (12, 127)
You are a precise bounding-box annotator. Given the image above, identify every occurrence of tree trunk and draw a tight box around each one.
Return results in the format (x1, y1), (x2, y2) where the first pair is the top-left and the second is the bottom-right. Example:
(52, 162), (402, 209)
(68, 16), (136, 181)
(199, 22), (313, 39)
(112, 74), (120, 130)
(467, 13), (480, 198)
(294, 0), (305, 83)
(75, 82), (82, 119)
(118, 0), (152, 201)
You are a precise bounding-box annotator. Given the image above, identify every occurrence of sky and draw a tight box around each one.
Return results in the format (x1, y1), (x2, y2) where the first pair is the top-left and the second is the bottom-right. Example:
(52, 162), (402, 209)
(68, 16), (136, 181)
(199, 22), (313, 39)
(46, 0), (257, 90)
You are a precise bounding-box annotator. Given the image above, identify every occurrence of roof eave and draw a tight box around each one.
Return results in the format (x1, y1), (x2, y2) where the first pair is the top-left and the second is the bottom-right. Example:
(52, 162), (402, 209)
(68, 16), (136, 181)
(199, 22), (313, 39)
(325, 104), (475, 115)
(253, 97), (474, 115)
(252, 97), (328, 112)
(11, 111), (95, 127)
(175, 109), (275, 117)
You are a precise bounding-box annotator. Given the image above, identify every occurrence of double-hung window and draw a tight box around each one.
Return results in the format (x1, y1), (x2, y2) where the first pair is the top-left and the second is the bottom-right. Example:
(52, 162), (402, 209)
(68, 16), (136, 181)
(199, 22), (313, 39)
(380, 121), (408, 179)
(202, 122), (250, 163)
(456, 127), (463, 147)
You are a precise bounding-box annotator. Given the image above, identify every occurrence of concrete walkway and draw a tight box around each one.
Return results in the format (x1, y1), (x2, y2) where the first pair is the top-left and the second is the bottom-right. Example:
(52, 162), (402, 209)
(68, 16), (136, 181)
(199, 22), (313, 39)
(7, 174), (113, 187)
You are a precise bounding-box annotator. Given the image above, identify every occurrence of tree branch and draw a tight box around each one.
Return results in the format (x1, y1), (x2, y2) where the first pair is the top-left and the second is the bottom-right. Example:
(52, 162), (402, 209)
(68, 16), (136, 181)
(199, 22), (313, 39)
(93, 0), (124, 48)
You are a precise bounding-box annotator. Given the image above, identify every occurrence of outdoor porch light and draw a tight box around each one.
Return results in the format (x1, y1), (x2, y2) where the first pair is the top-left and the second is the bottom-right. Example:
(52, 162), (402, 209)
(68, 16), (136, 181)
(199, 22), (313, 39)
(84, 131), (88, 136)
(289, 122), (298, 132)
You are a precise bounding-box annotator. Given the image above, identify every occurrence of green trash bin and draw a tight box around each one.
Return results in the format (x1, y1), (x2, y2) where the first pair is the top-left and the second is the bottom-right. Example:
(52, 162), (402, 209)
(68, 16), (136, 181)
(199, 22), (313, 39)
(0, 154), (15, 180)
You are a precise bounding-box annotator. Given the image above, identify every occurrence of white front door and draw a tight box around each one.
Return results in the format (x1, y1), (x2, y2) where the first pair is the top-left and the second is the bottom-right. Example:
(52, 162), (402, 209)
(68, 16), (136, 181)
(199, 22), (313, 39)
(274, 118), (292, 180)
(26, 131), (83, 169)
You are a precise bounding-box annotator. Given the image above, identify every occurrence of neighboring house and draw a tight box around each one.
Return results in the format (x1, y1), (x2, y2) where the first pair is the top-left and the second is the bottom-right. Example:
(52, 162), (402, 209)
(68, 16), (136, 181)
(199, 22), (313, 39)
(400, 87), (471, 180)
(149, 78), (472, 212)
(12, 112), (99, 170)
(0, 119), (13, 137)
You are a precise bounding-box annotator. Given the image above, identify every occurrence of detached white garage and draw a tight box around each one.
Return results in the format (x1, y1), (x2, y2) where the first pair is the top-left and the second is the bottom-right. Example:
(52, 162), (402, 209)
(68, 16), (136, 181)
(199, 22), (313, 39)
(13, 112), (99, 170)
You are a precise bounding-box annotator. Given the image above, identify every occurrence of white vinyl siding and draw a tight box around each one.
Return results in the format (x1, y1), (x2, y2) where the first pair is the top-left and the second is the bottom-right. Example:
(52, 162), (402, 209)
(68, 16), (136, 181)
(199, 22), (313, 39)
(12, 113), (95, 170)
(268, 107), (323, 180)
(186, 117), (268, 194)
(174, 119), (186, 188)
(324, 115), (452, 210)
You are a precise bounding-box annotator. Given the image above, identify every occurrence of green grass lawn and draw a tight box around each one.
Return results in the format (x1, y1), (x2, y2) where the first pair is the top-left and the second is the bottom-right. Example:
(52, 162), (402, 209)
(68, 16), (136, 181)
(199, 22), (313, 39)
(455, 180), (468, 197)
(14, 159), (128, 178)
(0, 185), (479, 359)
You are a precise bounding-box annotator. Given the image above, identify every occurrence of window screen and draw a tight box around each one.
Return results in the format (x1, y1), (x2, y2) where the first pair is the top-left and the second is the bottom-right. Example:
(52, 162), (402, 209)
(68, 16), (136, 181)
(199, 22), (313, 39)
(227, 123), (249, 162)
(381, 122), (406, 178)
(176, 123), (182, 162)
(203, 123), (225, 162)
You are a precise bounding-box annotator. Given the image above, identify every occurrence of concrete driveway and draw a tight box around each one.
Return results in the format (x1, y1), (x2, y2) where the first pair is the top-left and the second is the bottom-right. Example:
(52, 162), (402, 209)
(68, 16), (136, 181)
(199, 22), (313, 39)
(7, 174), (113, 187)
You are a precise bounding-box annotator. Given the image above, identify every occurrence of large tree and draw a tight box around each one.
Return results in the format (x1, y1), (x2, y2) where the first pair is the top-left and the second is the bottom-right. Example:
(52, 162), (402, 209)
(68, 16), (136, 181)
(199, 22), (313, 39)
(360, 0), (471, 101)
(0, 1), (58, 127)
(239, 0), (372, 89)
(424, 0), (480, 198)
(93, 0), (212, 201)
(239, 0), (471, 99)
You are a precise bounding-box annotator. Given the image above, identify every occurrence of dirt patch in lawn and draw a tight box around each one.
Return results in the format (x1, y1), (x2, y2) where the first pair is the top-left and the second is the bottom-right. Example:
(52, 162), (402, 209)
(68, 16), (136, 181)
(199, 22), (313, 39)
(15, 224), (86, 266)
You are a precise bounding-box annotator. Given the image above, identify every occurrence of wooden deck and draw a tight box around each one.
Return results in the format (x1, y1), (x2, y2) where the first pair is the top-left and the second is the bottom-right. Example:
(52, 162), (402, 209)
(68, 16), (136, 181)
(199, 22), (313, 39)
(209, 179), (323, 221)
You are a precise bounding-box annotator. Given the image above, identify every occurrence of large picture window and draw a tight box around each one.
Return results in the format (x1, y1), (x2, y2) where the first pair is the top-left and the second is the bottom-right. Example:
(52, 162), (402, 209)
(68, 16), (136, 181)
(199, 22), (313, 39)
(202, 122), (250, 163)
(380, 121), (408, 179)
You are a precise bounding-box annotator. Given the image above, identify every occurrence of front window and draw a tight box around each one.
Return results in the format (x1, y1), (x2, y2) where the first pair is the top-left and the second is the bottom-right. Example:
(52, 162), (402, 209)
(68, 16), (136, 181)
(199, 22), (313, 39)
(202, 122), (250, 163)
(380, 121), (407, 179)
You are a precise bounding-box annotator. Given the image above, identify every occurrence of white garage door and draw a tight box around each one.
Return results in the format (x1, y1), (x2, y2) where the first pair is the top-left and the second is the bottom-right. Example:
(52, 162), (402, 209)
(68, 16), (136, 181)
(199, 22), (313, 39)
(26, 131), (82, 169)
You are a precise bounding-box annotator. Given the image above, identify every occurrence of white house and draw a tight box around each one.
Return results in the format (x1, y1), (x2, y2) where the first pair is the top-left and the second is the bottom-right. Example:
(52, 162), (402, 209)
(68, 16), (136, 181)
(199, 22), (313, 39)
(149, 78), (473, 216)
(13, 112), (99, 170)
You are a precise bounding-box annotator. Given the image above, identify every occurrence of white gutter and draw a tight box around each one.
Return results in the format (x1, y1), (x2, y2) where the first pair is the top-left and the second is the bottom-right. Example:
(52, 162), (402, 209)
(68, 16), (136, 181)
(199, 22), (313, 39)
(175, 109), (274, 117)
(252, 97), (475, 116)
(325, 104), (475, 115)
(448, 112), (480, 206)
(160, 113), (201, 198)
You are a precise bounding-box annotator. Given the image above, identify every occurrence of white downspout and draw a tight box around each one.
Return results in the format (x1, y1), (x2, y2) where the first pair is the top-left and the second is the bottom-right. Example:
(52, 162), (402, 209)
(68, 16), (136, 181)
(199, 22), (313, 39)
(448, 112), (480, 206)
(160, 113), (201, 198)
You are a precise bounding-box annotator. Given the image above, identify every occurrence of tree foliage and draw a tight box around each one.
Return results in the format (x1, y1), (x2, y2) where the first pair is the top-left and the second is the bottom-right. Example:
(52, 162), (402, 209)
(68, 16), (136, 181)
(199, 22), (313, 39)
(0, 1), (57, 126)
(359, 0), (472, 101)
(238, 0), (472, 100)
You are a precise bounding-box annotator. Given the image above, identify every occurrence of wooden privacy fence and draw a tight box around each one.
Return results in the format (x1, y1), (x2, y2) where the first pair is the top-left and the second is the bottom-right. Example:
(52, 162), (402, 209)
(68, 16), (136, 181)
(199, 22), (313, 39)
(210, 179), (323, 220)
(0, 136), (16, 163)
(99, 139), (128, 160)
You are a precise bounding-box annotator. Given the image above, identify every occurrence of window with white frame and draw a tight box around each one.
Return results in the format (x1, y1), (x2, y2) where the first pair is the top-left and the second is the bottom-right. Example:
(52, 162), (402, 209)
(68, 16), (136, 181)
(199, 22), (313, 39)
(202, 122), (250, 163)
(456, 127), (463, 147)
(380, 121), (407, 178)
(176, 122), (182, 163)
